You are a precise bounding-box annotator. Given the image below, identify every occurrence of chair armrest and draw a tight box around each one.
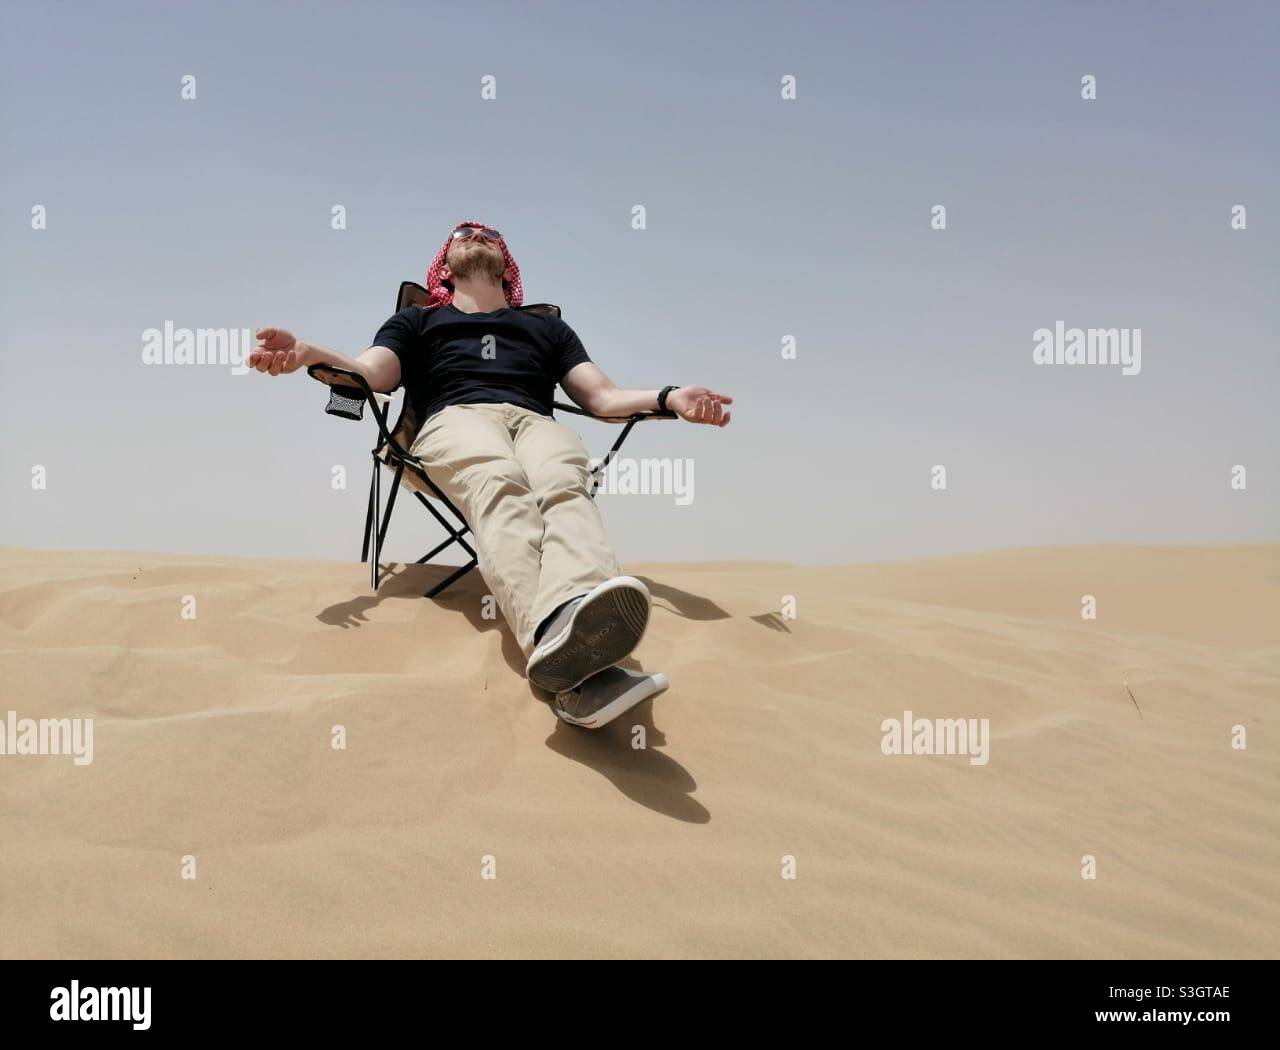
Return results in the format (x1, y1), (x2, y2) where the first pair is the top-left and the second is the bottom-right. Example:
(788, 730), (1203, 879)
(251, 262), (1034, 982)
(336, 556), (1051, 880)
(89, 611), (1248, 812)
(307, 364), (395, 407)
(553, 400), (677, 424)
(307, 364), (418, 464)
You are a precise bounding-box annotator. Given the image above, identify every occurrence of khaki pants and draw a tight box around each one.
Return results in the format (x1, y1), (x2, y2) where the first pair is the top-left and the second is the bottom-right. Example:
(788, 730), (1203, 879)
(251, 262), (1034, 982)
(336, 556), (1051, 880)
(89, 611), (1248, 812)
(410, 402), (620, 656)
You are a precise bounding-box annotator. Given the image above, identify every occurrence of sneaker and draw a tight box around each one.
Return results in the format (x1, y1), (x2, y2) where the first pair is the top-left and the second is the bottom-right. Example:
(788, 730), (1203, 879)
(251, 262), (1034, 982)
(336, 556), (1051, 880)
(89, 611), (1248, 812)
(526, 576), (652, 693)
(554, 666), (670, 729)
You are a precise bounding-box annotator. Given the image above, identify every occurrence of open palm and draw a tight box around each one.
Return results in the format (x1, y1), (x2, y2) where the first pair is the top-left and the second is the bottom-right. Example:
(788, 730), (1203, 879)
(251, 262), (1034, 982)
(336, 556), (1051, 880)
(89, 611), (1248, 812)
(670, 386), (733, 427)
(249, 327), (303, 376)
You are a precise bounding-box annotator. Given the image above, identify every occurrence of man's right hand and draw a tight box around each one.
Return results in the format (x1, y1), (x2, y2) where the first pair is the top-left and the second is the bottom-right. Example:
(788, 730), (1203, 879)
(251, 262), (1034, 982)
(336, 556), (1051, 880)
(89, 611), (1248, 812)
(250, 327), (308, 376)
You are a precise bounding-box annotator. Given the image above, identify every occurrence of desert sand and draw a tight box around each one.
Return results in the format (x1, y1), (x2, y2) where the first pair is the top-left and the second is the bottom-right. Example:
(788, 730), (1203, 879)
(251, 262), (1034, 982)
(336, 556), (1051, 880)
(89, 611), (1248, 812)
(0, 544), (1275, 958)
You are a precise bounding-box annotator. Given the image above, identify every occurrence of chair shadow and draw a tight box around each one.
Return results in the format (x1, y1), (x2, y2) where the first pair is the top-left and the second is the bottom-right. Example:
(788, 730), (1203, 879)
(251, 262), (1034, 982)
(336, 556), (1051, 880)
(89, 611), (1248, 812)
(317, 561), (712, 822)
(632, 575), (730, 621)
(318, 561), (531, 675)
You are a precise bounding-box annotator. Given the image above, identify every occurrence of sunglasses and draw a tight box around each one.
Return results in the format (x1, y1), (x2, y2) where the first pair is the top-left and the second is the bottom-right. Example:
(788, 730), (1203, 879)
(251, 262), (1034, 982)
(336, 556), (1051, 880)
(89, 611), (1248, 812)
(451, 225), (503, 242)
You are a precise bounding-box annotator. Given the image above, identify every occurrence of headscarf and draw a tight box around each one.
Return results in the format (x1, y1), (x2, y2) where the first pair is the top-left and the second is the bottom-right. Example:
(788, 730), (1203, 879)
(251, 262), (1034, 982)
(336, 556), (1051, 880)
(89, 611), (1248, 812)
(424, 220), (524, 309)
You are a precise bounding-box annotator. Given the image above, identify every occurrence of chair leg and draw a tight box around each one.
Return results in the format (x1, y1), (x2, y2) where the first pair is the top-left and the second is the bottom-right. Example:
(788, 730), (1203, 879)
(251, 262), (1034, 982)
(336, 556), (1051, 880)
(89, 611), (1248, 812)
(415, 530), (475, 566)
(370, 459), (381, 591)
(409, 475), (478, 560)
(425, 558), (478, 598)
(397, 466), (480, 597)
(589, 419), (639, 499)
(376, 461), (404, 560)
(370, 461), (405, 593)
(360, 454), (377, 564)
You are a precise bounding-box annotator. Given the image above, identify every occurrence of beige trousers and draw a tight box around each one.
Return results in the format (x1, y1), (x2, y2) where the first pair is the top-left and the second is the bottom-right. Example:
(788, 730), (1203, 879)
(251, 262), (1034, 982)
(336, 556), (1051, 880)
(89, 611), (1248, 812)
(410, 402), (620, 656)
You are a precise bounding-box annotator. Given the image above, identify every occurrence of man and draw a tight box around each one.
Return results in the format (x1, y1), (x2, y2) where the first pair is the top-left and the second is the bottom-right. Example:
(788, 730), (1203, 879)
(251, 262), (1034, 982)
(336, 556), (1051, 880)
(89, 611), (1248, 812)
(250, 221), (732, 728)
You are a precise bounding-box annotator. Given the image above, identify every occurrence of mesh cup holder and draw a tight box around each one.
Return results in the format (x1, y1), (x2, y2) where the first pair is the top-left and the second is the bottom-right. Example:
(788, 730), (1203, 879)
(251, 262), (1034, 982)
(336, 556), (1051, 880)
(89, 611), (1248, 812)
(325, 385), (366, 421)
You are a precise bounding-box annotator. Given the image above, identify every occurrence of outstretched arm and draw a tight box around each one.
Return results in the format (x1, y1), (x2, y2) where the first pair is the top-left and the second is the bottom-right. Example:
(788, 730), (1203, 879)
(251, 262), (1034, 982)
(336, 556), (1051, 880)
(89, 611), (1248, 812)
(560, 362), (733, 427)
(249, 327), (402, 393)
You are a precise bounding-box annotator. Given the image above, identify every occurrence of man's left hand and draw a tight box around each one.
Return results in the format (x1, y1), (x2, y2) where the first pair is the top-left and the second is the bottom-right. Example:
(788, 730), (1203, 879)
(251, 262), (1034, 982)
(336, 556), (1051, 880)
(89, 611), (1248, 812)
(669, 386), (733, 427)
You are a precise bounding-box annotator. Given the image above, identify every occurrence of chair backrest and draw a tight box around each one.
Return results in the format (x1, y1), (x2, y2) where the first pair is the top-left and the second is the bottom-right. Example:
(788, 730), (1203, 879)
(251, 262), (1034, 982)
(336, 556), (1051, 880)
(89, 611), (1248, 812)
(383, 282), (563, 457)
(396, 280), (561, 318)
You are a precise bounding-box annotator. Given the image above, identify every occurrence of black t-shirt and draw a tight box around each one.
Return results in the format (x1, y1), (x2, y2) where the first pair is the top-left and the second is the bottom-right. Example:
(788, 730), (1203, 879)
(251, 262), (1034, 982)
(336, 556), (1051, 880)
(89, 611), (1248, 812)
(371, 304), (591, 423)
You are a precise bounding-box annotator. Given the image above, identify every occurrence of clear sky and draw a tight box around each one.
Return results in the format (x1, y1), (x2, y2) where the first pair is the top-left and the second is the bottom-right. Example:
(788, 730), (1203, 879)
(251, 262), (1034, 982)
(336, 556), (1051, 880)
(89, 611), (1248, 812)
(2, 0), (1276, 565)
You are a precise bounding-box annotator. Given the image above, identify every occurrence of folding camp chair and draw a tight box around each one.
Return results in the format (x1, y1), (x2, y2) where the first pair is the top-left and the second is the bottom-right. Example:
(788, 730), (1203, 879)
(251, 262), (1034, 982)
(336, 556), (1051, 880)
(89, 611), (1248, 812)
(308, 281), (676, 597)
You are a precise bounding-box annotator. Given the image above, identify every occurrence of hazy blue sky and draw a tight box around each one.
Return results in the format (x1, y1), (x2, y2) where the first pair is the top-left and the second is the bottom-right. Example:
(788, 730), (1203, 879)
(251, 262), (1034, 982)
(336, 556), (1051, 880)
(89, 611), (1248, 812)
(2, 1), (1276, 565)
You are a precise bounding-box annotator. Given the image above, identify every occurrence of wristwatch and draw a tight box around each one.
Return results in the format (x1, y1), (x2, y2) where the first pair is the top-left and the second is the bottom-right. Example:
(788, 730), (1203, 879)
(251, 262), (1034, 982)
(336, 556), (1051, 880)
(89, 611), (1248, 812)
(657, 385), (679, 413)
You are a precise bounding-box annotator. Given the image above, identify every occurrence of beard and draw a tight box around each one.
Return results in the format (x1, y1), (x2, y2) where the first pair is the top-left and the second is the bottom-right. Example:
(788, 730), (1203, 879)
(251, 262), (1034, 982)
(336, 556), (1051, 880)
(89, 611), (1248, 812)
(446, 240), (507, 283)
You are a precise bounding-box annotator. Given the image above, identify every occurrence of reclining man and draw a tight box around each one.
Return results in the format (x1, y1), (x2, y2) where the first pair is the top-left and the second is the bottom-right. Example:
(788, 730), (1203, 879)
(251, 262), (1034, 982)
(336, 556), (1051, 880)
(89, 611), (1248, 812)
(250, 221), (733, 728)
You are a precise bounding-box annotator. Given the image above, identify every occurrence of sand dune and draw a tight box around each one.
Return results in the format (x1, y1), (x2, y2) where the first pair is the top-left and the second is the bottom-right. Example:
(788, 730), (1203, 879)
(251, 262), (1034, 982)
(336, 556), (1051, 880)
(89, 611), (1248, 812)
(0, 544), (1275, 958)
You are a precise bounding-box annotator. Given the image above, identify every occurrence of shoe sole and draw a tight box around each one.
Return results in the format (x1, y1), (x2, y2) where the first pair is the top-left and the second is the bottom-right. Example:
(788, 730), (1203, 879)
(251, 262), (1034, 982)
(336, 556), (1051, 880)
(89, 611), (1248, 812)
(527, 578), (651, 693)
(556, 672), (670, 729)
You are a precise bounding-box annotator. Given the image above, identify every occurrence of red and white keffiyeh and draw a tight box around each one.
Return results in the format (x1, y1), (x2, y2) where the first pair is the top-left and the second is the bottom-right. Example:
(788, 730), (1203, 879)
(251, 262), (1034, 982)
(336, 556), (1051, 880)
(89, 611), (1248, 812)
(424, 220), (524, 309)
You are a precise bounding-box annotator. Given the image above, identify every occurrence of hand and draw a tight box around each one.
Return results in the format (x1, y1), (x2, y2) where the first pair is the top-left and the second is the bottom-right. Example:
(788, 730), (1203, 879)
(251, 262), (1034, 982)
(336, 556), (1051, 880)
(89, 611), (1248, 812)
(668, 386), (732, 427)
(249, 327), (307, 376)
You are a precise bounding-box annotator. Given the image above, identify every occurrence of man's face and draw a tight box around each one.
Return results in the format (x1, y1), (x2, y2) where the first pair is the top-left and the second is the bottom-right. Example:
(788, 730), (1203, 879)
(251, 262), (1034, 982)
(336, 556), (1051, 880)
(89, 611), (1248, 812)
(443, 227), (507, 283)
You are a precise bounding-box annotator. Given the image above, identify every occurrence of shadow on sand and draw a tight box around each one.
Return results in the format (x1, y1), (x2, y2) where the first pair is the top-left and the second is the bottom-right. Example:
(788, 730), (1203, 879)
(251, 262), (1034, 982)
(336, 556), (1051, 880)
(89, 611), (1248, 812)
(750, 611), (792, 633)
(633, 574), (730, 621)
(315, 561), (711, 822)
